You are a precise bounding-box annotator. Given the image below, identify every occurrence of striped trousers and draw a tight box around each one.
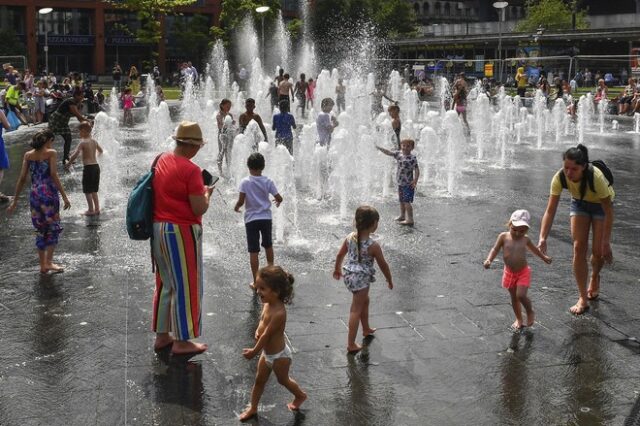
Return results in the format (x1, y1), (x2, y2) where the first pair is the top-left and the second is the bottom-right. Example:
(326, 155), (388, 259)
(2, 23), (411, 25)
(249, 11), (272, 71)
(151, 222), (203, 340)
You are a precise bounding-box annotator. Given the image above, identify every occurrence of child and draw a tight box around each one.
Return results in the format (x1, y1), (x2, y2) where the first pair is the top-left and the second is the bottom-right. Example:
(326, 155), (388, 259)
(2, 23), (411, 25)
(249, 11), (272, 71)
(122, 87), (134, 126)
(316, 98), (338, 147)
(0, 110), (11, 202)
(234, 153), (283, 288)
(240, 265), (307, 421)
(216, 98), (235, 175)
(387, 104), (401, 149)
(65, 122), (103, 215)
(333, 206), (393, 354)
(376, 139), (420, 226)
(484, 209), (552, 330)
(272, 100), (297, 155)
(6, 130), (71, 273)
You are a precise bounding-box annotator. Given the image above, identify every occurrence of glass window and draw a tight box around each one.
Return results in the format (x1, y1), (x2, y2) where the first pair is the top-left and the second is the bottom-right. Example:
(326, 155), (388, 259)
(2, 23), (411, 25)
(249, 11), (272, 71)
(0, 6), (25, 34)
(104, 11), (141, 36)
(38, 9), (92, 36)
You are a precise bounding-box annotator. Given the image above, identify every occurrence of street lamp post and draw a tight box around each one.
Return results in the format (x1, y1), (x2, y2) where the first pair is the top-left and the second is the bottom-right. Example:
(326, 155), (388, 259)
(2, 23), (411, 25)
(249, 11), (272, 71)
(38, 8), (53, 74)
(255, 6), (270, 66)
(493, 2), (508, 82)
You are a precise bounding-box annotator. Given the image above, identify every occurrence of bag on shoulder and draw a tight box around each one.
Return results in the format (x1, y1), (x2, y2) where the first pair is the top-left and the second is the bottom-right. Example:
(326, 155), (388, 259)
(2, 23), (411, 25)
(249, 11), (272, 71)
(126, 153), (162, 240)
(558, 159), (614, 199)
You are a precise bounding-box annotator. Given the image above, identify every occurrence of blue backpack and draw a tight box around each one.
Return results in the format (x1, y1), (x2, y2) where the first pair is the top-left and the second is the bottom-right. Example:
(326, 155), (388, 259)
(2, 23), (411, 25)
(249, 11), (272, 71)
(126, 153), (162, 240)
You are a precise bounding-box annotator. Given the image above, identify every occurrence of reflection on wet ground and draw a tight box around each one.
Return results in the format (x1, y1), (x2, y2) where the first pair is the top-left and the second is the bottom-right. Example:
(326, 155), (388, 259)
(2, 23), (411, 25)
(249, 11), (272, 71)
(0, 125), (639, 425)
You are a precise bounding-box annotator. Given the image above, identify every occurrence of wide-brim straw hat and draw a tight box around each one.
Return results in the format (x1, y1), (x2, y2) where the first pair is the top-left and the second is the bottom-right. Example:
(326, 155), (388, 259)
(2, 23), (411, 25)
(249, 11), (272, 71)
(172, 121), (205, 145)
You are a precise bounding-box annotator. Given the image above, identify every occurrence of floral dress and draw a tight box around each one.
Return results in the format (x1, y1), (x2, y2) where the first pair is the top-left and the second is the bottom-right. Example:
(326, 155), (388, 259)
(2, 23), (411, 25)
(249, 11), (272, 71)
(342, 232), (376, 293)
(29, 160), (62, 250)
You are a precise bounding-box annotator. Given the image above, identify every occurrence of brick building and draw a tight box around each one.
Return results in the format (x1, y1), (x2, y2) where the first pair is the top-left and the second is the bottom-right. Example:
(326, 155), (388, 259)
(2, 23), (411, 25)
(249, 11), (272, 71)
(0, 0), (227, 77)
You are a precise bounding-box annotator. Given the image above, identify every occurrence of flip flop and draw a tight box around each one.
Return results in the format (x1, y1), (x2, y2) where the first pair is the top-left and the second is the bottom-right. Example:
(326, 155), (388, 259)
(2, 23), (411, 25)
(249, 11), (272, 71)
(153, 341), (174, 352)
(171, 346), (207, 357)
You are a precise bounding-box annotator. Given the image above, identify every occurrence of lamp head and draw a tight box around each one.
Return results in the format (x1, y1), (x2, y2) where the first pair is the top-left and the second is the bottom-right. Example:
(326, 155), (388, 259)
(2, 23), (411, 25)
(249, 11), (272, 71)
(39, 7), (53, 14)
(492, 1), (508, 9)
(255, 6), (270, 13)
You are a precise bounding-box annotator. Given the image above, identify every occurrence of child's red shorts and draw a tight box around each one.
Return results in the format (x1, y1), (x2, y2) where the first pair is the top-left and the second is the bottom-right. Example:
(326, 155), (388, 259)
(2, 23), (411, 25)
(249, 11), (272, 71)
(502, 265), (531, 289)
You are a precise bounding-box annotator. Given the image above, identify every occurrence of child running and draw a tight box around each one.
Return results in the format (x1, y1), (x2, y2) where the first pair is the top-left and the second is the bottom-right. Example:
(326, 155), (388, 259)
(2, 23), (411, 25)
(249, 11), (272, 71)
(376, 139), (420, 226)
(333, 206), (393, 354)
(235, 153), (283, 289)
(65, 122), (103, 215)
(272, 100), (297, 155)
(240, 265), (307, 421)
(484, 209), (552, 330)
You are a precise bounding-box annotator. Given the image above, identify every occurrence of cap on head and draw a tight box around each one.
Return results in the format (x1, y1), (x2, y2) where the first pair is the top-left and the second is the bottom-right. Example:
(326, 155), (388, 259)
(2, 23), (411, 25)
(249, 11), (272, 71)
(510, 209), (531, 228)
(172, 121), (205, 146)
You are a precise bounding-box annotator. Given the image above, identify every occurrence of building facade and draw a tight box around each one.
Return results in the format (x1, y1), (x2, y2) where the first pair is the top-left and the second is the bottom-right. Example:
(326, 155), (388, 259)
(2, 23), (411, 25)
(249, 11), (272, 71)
(0, 0), (222, 77)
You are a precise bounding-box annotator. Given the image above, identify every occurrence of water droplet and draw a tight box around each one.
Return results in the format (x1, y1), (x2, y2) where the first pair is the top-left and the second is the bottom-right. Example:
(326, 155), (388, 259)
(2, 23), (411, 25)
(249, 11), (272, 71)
(506, 348), (514, 353)
(79, 322), (88, 325)
(395, 311), (403, 315)
(206, 312), (214, 316)
(86, 286), (94, 289)
(325, 304), (332, 307)
(542, 286), (548, 289)
(580, 407), (591, 413)
(437, 295), (444, 298)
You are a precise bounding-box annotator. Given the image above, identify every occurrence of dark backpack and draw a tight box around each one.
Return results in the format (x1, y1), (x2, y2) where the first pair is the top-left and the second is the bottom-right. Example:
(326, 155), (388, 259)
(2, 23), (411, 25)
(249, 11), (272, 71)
(126, 153), (162, 240)
(559, 160), (613, 200)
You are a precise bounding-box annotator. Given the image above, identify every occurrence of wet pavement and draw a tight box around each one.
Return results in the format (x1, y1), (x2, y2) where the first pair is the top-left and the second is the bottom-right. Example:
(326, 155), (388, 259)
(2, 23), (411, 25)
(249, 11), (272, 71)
(1, 122), (640, 426)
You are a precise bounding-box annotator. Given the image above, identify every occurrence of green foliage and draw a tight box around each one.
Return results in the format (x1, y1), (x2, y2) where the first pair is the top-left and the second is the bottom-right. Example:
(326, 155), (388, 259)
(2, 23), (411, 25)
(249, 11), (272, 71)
(287, 18), (303, 43)
(103, 0), (197, 44)
(516, 0), (589, 32)
(172, 14), (211, 68)
(213, 0), (282, 42)
(0, 29), (26, 57)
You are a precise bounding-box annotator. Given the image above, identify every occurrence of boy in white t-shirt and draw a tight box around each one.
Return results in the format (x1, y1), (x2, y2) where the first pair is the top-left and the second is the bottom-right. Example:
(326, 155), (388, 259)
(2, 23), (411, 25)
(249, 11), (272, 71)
(234, 152), (283, 289)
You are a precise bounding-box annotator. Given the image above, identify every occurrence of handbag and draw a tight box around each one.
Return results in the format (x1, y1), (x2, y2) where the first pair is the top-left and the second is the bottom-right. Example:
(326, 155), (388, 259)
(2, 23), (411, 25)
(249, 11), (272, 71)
(126, 153), (162, 240)
(6, 110), (21, 131)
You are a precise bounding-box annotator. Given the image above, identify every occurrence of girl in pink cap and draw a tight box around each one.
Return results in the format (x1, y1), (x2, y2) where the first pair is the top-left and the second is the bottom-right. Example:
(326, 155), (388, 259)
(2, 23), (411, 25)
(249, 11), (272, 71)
(484, 209), (552, 330)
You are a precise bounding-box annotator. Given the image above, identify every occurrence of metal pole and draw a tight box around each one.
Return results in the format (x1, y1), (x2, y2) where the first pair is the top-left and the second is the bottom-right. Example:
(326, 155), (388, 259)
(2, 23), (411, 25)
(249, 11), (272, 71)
(44, 15), (49, 73)
(497, 18), (502, 82)
(261, 15), (265, 66)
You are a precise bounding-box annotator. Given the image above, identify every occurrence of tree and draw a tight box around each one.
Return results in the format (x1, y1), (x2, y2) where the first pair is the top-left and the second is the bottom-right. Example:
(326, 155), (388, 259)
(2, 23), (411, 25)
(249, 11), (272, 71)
(516, 0), (588, 32)
(103, 0), (197, 45)
(210, 0), (282, 44)
(172, 14), (211, 69)
(309, 0), (416, 68)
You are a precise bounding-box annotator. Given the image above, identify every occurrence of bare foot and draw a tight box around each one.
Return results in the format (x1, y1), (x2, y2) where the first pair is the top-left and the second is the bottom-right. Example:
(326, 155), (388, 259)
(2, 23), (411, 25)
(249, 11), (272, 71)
(587, 274), (600, 300)
(93, 210), (100, 216)
(363, 328), (377, 337)
(46, 263), (64, 273)
(569, 303), (589, 315)
(239, 406), (257, 421)
(394, 216), (405, 222)
(154, 336), (174, 351)
(287, 392), (307, 411)
(171, 341), (208, 355)
(83, 210), (96, 216)
(249, 282), (256, 290)
(511, 320), (523, 330)
(399, 221), (414, 227)
(526, 310), (535, 327)
(347, 344), (362, 354)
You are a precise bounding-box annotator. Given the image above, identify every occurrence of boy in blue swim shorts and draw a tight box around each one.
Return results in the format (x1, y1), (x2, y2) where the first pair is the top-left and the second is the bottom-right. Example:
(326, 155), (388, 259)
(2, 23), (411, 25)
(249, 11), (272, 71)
(376, 139), (420, 226)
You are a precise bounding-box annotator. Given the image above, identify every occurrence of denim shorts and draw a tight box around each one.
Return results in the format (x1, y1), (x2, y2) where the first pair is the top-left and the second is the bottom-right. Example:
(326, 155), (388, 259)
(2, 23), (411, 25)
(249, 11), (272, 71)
(398, 185), (415, 203)
(245, 219), (272, 253)
(570, 198), (605, 220)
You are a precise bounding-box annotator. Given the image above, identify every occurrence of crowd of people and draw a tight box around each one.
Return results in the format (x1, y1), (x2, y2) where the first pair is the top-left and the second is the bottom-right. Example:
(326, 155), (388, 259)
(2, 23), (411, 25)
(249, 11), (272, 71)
(0, 59), (620, 421)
